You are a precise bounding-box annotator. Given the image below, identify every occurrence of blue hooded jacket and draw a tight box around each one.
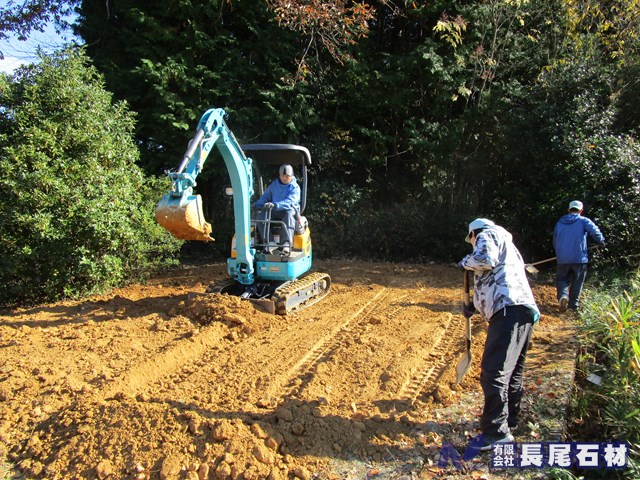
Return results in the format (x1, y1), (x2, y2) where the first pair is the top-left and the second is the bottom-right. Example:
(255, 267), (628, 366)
(553, 214), (604, 264)
(254, 176), (300, 212)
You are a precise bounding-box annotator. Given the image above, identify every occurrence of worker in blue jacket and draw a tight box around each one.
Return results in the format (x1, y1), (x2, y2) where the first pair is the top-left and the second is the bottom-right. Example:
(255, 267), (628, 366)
(553, 200), (605, 312)
(254, 164), (300, 254)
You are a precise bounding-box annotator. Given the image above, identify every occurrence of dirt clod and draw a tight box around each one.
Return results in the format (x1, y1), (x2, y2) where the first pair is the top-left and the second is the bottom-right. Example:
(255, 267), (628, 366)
(159, 455), (182, 480)
(96, 459), (115, 479)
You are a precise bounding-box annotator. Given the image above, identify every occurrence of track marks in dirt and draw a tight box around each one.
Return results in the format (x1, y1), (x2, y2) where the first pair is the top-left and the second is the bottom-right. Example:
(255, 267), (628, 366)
(83, 266), (466, 417)
(97, 322), (230, 401)
(91, 270), (467, 417)
(261, 281), (467, 411)
(277, 285), (408, 403)
(138, 283), (416, 412)
(172, 284), (397, 409)
(396, 309), (463, 403)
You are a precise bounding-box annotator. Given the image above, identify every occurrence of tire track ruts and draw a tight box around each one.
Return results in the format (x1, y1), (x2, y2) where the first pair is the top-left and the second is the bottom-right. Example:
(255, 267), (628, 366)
(397, 305), (466, 403)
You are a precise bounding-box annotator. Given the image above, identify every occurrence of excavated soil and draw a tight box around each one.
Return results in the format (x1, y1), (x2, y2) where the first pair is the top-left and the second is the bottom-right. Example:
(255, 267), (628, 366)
(0, 260), (575, 480)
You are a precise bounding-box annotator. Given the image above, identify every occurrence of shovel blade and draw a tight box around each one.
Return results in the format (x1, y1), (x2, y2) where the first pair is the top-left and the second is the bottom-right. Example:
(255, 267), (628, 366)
(455, 350), (472, 384)
(156, 193), (213, 242)
(456, 271), (473, 384)
(525, 264), (539, 274)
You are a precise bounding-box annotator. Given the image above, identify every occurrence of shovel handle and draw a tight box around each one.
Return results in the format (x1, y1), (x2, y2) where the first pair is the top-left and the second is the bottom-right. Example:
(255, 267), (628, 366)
(527, 256), (557, 268)
(526, 245), (600, 268)
(462, 270), (472, 354)
(463, 269), (471, 307)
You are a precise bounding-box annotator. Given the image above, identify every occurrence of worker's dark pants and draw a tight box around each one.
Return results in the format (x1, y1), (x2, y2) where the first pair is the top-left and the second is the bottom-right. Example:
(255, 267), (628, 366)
(257, 208), (295, 247)
(480, 305), (535, 438)
(556, 263), (587, 309)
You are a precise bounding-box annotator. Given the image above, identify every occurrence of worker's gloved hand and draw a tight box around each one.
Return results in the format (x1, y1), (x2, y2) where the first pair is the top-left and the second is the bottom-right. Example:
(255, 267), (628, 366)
(462, 303), (476, 319)
(264, 202), (275, 210)
(457, 260), (467, 272)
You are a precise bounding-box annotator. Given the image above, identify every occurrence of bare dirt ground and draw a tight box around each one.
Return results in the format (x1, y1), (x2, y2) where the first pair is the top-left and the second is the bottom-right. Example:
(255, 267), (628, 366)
(0, 260), (575, 480)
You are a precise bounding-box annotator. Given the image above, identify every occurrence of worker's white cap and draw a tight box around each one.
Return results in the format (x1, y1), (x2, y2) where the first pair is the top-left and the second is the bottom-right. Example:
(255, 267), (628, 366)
(279, 164), (293, 176)
(569, 200), (583, 211)
(466, 218), (495, 243)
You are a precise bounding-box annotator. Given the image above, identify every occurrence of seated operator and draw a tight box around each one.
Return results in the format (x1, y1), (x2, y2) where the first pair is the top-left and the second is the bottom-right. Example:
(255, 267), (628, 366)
(253, 164), (300, 254)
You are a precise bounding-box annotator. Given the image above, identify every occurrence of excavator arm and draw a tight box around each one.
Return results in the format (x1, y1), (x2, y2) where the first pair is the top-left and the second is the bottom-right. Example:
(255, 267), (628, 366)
(155, 108), (256, 285)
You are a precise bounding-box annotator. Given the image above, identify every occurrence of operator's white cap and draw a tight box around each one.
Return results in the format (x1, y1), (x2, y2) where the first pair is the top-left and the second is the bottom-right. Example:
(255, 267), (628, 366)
(569, 200), (583, 211)
(279, 164), (293, 176)
(466, 218), (495, 243)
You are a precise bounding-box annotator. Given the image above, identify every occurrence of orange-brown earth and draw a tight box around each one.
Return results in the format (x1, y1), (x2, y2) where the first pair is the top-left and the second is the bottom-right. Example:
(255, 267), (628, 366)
(0, 260), (575, 480)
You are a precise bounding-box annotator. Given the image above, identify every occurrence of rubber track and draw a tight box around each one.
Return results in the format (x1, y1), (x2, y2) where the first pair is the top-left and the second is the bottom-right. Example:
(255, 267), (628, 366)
(273, 271), (332, 315)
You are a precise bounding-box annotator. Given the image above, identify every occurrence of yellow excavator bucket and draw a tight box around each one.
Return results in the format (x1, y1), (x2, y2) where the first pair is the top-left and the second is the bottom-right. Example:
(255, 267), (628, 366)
(155, 193), (214, 242)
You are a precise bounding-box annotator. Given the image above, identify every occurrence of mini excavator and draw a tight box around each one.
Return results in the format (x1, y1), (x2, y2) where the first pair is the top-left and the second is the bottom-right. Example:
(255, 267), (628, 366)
(155, 108), (331, 315)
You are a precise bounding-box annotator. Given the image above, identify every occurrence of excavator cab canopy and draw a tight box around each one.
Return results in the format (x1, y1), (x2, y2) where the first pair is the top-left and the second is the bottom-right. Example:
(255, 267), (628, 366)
(241, 144), (311, 214)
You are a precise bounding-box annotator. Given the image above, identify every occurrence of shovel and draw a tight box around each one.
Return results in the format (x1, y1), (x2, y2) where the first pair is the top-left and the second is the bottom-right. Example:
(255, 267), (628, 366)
(524, 256), (557, 274)
(525, 245), (600, 274)
(455, 270), (473, 384)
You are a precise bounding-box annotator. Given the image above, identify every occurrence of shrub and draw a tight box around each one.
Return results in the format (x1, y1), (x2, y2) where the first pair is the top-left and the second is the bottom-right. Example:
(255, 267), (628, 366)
(306, 178), (468, 262)
(306, 179), (365, 258)
(571, 274), (640, 477)
(0, 49), (182, 306)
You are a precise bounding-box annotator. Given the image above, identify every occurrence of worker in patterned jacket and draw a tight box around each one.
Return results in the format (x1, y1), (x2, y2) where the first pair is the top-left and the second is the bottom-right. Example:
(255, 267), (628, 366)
(457, 218), (540, 452)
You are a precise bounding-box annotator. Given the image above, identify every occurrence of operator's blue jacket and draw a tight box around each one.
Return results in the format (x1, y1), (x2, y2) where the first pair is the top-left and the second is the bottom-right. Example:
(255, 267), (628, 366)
(254, 177), (300, 212)
(553, 214), (605, 264)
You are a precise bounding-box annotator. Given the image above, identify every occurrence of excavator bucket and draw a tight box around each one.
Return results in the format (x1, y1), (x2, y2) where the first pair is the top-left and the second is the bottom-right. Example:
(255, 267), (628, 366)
(155, 193), (214, 242)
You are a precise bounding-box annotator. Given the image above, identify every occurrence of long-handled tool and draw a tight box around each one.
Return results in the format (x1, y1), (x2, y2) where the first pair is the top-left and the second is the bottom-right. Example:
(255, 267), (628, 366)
(524, 256), (557, 274)
(525, 245), (600, 274)
(455, 270), (473, 384)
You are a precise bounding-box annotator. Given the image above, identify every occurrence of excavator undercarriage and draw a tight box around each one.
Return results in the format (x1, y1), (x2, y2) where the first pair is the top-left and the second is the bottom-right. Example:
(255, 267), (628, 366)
(206, 271), (331, 315)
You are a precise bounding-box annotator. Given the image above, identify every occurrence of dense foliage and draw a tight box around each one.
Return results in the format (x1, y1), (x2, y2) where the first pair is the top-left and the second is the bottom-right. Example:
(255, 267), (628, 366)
(0, 49), (181, 306)
(65, 0), (640, 266)
(2, 0), (640, 274)
(570, 276), (640, 478)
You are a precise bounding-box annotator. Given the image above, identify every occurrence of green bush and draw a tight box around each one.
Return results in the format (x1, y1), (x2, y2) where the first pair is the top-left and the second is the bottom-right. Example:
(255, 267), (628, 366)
(306, 179), (468, 262)
(571, 274), (640, 478)
(306, 179), (365, 258)
(0, 49), (182, 306)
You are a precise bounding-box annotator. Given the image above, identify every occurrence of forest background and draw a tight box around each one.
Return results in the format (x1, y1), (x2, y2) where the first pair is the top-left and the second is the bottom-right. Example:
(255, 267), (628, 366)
(1, 0), (639, 305)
